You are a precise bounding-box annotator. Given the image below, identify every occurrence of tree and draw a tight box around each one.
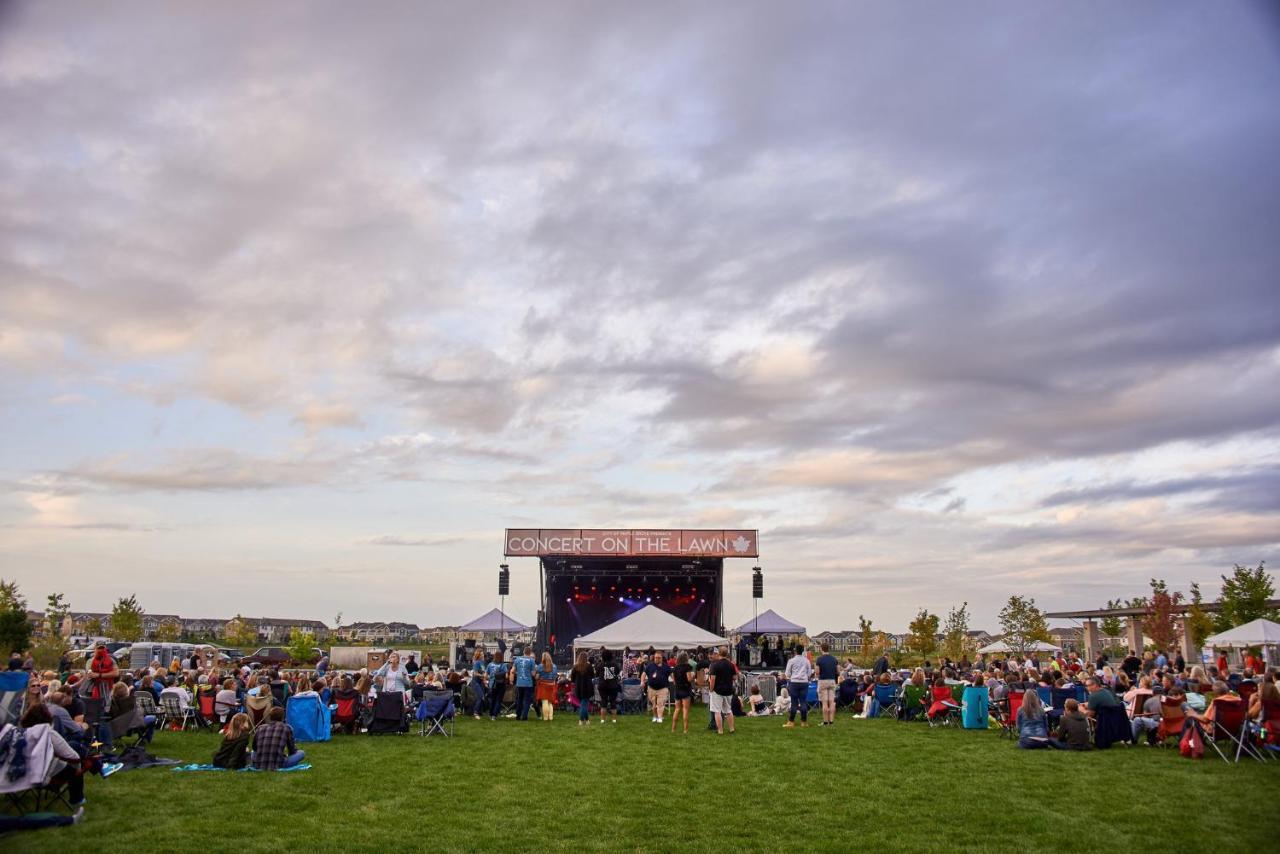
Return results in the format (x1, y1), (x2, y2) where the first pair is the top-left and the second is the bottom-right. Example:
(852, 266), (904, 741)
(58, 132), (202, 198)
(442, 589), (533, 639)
(998, 595), (1050, 658)
(45, 593), (70, 637)
(154, 620), (181, 642)
(941, 602), (971, 661)
(286, 627), (318, 664)
(1215, 562), (1276, 631)
(111, 594), (144, 642)
(1099, 599), (1124, 644)
(83, 617), (103, 637)
(1185, 582), (1216, 650)
(0, 580), (25, 612)
(223, 616), (259, 649)
(0, 579), (30, 655)
(906, 609), (940, 659)
(1144, 578), (1183, 652)
(856, 614), (876, 665)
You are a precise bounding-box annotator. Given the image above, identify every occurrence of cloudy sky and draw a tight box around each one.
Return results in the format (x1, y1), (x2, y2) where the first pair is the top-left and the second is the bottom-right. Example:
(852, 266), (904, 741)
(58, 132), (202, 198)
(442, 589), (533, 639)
(1, 2), (1277, 635)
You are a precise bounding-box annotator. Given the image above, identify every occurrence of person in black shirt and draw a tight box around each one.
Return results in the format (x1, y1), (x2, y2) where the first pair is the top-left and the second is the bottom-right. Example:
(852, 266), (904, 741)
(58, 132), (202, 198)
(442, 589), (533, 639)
(670, 652), (693, 734)
(642, 652), (671, 724)
(571, 652), (594, 726)
(1121, 651), (1141, 681)
(405, 654), (420, 677)
(595, 649), (620, 724)
(708, 647), (737, 734)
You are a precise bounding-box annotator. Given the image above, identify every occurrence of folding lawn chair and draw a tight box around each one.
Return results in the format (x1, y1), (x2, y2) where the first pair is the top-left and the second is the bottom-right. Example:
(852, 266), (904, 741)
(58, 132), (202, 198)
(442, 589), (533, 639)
(998, 692), (1024, 739)
(0, 671), (29, 728)
(499, 683), (517, 717)
(926, 685), (961, 728)
(1155, 696), (1187, 747)
(869, 683), (899, 719)
(160, 694), (200, 731)
(619, 680), (645, 715)
(416, 692), (455, 737)
(0, 723), (77, 815)
(245, 693), (273, 730)
(1206, 697), (1265, 763)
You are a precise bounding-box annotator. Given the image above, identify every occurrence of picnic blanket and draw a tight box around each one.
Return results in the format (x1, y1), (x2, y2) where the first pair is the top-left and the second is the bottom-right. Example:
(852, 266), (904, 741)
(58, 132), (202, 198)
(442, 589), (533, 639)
(171, 763), (312, 773)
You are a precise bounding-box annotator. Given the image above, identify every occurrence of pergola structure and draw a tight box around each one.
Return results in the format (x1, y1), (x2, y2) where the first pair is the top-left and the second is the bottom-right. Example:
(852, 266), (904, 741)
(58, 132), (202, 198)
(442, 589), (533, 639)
(1045, 599), (1280, 664)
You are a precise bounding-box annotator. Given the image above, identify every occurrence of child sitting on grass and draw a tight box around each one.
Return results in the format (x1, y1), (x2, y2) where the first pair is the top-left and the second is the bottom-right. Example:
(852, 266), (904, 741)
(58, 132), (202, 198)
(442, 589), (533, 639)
(212, 713), (252, 769)
(1056, 698), (1091, 750)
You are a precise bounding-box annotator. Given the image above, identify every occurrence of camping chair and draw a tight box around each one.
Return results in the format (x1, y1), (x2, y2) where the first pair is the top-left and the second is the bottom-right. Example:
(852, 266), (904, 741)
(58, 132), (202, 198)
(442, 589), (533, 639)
(1236, 681), (1257, 708)
(619, 680), (645, 715)
(160, 694), (200, 731)
(332, 694), (360, 734)
(0, 723), (78, 815)
(0, 671), (29, 728)
(196, 693), (218, 729)
(1206, 697), (1264, 763)
(499, 683), (517, 717)
(868, 683), (899, 719)
(108, 699), (148, 750)
(998, 692), (1023, 739)
(926, 684), (960, 727)
(1035, 686), (1053, 709)
(245, 693), (273, 730)
(950, 684), (966, 706)
(899, 684), (927, 721)
(1155, 696), (1187, 747)
(416, 692), (455, 737)
(367, 692), (409, 735)
(1259, 699), (1280, 755)
(836, 679), (860, 713)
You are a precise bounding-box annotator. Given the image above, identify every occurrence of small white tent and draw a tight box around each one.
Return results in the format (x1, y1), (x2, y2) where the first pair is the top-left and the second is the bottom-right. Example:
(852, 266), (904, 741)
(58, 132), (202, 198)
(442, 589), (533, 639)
(574, 606), (728, 652)
(1203, 618), (1280, 649)
(977, 639), (1061, 654)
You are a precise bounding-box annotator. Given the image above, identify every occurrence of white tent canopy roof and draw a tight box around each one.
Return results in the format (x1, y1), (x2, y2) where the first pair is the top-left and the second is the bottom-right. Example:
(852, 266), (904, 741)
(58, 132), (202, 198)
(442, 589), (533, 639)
(1203, 618), (1280, 648)
(977, 639), (1062, 654)
(574, 606), (728, 651)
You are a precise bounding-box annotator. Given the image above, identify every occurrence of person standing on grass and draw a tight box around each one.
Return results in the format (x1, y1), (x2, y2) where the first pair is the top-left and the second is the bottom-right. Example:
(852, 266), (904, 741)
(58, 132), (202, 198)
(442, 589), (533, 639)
(571, 652), (594, 726)
(513, 646), (536, 721)
(469, 650), (487, 720)
(596, 649), (620, 724)
(535, 651), (558, 721)
(643, 651), (671, 724)
(486, 651), (509, 720)
(670, 652), (693, 734)
(783, 645), (813, 729)
(708, 647), (736, 734)
(814, 643), (839, 727)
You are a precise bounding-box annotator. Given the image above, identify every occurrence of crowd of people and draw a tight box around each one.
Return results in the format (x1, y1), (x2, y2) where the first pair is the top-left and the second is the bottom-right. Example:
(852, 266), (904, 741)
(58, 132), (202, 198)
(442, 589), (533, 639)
(3, 637), (1277, 829)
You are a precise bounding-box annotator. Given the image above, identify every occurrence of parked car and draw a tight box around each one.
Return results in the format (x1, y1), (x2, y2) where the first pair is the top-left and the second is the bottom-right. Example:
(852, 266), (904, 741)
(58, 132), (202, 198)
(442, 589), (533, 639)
(240, 646), (292, 666)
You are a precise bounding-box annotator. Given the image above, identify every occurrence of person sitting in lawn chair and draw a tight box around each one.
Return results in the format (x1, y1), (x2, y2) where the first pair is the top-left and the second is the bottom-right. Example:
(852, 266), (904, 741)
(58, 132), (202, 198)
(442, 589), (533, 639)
(331, 675), (363, 735)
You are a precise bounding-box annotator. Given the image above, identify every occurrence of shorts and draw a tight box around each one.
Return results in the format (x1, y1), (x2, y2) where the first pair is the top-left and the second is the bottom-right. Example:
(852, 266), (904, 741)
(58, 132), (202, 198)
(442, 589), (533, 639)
(672, 688), (692, 701)
(709, 693), (734, 715)
(647, 686), (669, 710)
(818, 679), (836, 701)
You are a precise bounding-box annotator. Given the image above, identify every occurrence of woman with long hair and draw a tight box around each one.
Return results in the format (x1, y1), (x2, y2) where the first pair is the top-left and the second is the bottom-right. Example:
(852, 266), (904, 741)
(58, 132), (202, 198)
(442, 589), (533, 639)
(535, 651), (557, 721)
(213, 712), (253, 768)
(485, 651), (509, 721)
(1017, 688), (1065, 749)
(571, 651), (594, 726)
(670, 651), (693, 733)
(469, 650), (487, 720)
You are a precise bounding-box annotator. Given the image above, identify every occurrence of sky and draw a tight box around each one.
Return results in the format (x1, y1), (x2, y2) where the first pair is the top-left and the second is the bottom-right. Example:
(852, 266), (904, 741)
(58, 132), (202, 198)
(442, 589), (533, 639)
(1, 1), (1278, 635)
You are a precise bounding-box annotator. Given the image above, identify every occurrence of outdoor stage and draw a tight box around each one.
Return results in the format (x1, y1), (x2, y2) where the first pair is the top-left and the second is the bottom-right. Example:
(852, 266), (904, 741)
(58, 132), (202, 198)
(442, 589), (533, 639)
(504, 528), (758, 661)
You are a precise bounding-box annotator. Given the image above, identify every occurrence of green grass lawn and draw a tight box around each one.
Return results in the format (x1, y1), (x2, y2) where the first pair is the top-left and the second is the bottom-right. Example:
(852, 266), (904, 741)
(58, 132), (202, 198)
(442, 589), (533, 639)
(8, 712), (1278, 853)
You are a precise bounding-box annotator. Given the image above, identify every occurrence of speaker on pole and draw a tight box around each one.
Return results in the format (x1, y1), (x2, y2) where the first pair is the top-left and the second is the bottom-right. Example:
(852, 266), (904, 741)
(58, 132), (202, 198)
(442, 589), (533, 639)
(498, 563), (510, 596)
(752, 566), (763, 599)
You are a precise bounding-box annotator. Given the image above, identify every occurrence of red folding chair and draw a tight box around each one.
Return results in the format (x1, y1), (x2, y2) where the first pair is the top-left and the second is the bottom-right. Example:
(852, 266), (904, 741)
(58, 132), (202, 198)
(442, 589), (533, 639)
(1206, 697), (1264, 763)
(1156, 696), (1187, 747)
(998, 691), (1024, 739)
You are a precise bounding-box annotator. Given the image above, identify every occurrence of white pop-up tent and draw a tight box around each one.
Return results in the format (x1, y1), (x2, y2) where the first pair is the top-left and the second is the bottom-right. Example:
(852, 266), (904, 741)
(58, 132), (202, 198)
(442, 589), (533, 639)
(1203, 618), (1280, 649)
(977, 639), (1062, 654)
(574, 606), (728, 652)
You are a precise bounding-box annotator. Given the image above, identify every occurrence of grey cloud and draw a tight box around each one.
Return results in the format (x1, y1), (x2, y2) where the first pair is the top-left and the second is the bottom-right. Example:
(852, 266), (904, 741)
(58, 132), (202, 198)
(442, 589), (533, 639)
(1042, 467), (1280, 512)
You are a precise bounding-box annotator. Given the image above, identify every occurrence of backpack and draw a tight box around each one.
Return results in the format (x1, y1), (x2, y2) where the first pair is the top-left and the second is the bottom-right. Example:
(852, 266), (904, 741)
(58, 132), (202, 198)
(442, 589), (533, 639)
(1179, 720), (1204, 759)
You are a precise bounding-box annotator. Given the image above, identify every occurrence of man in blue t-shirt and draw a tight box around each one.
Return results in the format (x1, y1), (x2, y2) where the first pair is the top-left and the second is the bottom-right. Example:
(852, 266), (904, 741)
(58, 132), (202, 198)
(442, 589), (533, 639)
(642, 652), (671, 724)
(815, 643), (840, 726)
(512, 647), (537, 721)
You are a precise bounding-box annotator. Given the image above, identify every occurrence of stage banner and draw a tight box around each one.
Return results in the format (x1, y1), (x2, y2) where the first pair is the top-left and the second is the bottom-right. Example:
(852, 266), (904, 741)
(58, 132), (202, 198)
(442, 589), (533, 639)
(504, 528), (758, 558)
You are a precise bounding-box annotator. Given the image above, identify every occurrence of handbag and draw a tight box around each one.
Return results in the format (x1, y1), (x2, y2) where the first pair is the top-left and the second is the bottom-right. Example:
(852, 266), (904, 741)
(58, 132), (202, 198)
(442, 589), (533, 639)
(1179, 720), (1204, 759)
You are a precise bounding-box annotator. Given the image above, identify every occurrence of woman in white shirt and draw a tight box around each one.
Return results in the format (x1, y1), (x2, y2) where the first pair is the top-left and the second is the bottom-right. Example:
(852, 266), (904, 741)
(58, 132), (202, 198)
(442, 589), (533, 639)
(374, 652), (410, 695)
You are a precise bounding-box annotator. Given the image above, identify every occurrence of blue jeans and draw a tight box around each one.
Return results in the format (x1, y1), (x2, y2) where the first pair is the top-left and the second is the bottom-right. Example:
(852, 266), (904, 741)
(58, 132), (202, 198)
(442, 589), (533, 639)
(282, 750), (305, 768)
(579, 694), (591, 721)
(516, 686), (533, 720)
(470, 678), (485, 716)
(789, 682), (809, 722)
(489, 684), (506, 718)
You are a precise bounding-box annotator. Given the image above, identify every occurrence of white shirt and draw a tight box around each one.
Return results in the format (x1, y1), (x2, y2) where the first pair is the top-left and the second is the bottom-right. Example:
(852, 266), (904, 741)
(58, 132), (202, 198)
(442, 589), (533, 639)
(785, 654), (813, 683)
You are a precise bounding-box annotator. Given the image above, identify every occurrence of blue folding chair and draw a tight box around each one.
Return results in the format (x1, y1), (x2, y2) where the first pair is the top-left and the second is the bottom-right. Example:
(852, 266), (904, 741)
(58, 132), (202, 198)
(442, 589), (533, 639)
(416, 692), (455, 737)
(871, 683), (899, 718)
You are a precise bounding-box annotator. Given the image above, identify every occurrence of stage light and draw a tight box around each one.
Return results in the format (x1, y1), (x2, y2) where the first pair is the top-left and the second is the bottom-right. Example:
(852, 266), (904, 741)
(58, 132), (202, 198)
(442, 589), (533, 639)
(618, 596), (624, 602)
(700, 598), (706, 603)
(646, 597), (652, 603)
(565, 597), (571, 603)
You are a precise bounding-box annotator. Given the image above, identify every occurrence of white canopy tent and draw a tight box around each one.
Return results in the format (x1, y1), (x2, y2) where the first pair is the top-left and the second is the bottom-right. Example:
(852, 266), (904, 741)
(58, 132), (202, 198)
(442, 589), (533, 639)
(1203, 618), (1280, 649)
(573, 606), (728, 652)
(977, 639), (1062, 654)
